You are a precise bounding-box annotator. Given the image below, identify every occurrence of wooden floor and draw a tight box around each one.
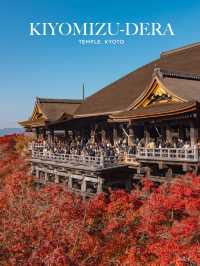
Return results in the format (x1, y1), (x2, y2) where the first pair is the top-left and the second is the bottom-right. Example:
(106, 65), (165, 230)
(29, 158), (127, 172)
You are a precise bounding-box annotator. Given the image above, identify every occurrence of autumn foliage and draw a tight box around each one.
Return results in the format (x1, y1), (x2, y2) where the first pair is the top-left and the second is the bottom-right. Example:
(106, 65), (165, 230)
(0, 135), (200, 265)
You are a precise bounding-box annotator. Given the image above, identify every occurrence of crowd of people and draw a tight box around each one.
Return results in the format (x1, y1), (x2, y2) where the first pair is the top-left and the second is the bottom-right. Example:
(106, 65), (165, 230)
(31, 135), (199, 160)
(31, 135), (130, 158)
(136, 137), (198, 149)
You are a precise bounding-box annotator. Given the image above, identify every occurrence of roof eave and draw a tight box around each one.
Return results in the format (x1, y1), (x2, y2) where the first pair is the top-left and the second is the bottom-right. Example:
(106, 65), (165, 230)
(109, 102), (197, 121)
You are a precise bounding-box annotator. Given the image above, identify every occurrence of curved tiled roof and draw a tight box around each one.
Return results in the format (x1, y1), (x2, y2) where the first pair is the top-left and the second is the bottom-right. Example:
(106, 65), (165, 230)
(75, 43), (200, 117)
(37, 98), (82, 121)
(161, 77), (200, 102)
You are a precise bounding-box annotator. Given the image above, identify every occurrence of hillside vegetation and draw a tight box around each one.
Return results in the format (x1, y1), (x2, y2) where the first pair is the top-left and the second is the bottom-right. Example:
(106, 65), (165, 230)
(0, 135), (199, 265)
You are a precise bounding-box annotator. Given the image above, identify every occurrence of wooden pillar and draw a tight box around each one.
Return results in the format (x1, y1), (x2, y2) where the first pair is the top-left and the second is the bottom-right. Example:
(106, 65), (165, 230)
(190, 122), (198, 146)
(47, 130), (50, 143)
(54, 171), (59, 183)
(90, 128), (95, 144)
(125, 177), (132, 192)
(100, 154), (104, 168)
(31, 165), (35, 175)
(144, 126), (150, 145)
(50, 129), (54, 144)
(68, 176), (72, 190)
(64, 129), (68, 140)
(35, 166), (39, 178)
(81, 177), (87, 199)
(73, 129), (77, 140)
(166, 126), (172, 142)
(101, 128), (106, 143)
(42, 128), (46, 139)
(145, 166), (151, 177)
(97, 177), (103, 193)
(160, 125), (166, 141)
(128, 126), (134, 146)
(36, 128), (40, 139)
(179, 125), (185, 140)
(166, 168), (173, 179)
(113, 127), (118, 145)
(44, 171), (48, 183)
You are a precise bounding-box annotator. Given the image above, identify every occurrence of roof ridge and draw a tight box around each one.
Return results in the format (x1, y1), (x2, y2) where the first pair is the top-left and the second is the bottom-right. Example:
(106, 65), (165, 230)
(153, 68), (200, 81)
(160, 42), (200, 57)
(38, 98), (83, 103)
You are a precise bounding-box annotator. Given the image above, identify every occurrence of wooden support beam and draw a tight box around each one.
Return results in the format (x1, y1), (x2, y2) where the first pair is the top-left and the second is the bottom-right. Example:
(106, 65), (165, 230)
(190, 122), (198, 146)
(35, 166), (39, 178)
(64, 129), (68, 140)
(90, 128), (95, 144)
(42, 128), (46, 139)
(97, 177), (103, 193)
(137, 167), (141, 174)
(160, 125), (166, 140)
(32, 165), (103, 197)
(179, 125), (185, 140)
(85, 176), (99, 183)
(47, 130), (51, 143)
(182, 163), (188, 172)
(81, 177), (87, 200)
(100, 154), (105, 168)
(145, 166), (151, 177)
(166, 126), (172, 142)
(144, 126), (150, 145)
(166, 168), (173, 178)
(44, 171), (48, 183)
(125, 177), (132, 191)
(31, 165), (35, 175)
(36, 128), (40, 139)
(54, 171), (59, 183)
(49, 129), (54, 144)
(113, 128), (118, 145)
(101, 129), (106, 143)
(128, 127), (134, 146)
(158, 161), (164, 170)
(68, 176), (72, 190)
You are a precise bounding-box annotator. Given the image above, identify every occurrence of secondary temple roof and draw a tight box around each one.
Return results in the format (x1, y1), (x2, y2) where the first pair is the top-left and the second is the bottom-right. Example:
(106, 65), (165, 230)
(37, 98), (82, 121)
(19, 98), (82, 128)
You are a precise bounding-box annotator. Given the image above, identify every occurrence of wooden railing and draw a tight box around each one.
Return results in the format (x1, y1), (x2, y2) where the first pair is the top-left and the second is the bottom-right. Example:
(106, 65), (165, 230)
(30, 144), (200, 166)
(31, 150), (119, 169)
(135, 147), (199, 162)
(28, 143), (45, 151)
(125, 153), (137, 164)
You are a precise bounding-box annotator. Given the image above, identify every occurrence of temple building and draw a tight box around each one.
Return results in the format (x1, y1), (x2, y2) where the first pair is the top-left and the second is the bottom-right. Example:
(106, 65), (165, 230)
(19, 42), (200, 197)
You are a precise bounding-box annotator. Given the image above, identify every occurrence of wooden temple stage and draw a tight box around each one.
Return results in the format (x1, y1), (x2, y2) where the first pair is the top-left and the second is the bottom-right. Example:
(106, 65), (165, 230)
(19, 43), (200, 197)
(29, 144), (131, 198)
(28, 143), (200, 198)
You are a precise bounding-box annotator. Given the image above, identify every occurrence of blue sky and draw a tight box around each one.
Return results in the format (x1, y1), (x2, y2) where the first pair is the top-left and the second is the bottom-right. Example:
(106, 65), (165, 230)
(0, 0), (200, 128)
